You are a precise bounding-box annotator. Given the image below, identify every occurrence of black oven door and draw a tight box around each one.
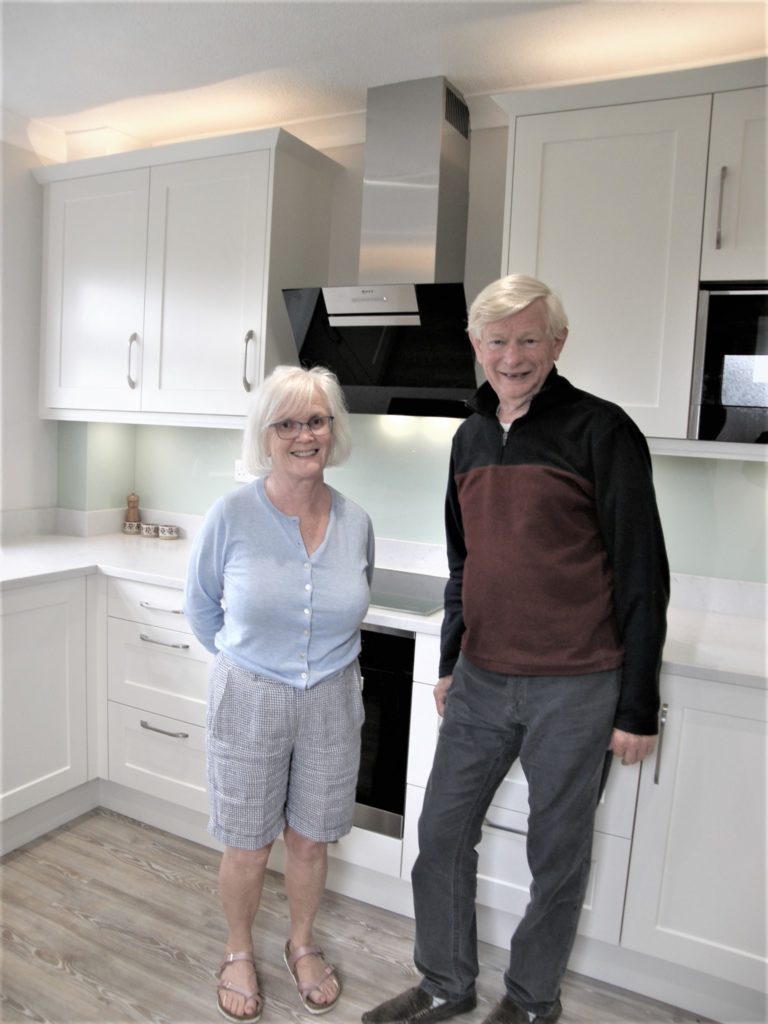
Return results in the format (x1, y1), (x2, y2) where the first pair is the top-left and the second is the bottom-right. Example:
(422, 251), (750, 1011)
(354, 625), (415, 839)
(690, 286), (768, 443)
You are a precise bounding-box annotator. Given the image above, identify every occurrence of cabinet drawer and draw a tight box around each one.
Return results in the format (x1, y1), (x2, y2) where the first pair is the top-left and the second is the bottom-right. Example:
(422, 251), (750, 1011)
(403, 785), (629, 944)
(491, 758), (640, 840)
(108, 702), (207, 813)
(406, 681), (639, 838)
(108, 618), (210, 726)
(478, 802), (631, 944)
(330, 828), (403, 879)
(108, 577), (187, 628)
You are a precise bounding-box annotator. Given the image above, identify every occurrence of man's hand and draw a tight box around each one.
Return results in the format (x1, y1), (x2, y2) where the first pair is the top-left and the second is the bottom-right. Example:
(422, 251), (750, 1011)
(609, 728), (656, 765)
(433, 675), (453, 717)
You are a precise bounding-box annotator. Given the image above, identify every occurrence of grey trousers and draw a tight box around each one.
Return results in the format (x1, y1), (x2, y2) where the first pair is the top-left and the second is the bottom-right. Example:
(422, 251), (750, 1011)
(411, 654), (620, 1017)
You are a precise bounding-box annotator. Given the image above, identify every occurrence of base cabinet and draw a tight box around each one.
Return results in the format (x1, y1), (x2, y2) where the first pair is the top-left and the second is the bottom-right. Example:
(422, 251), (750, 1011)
(106, 578), (210, 811)
(621, 672), (767, 994)
(0, 578), (87, 819)
(403, 784), (631, 945)
(107, 703), (207, 813)
(403, 664), (640, 944)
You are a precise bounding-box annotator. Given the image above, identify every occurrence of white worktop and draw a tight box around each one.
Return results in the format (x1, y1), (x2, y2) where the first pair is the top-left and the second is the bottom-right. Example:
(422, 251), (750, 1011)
(0, 532), (445, 636)
(1, 532), (765, 684)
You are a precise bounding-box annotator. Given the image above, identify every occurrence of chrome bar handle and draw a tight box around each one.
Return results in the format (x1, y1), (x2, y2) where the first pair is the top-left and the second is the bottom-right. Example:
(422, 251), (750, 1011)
(139, 600), (184, 615)
(139, 632), (190, 650)
(654, 703), (669, 785)
(484, 818), (528, 838)
(140, 719), (189, 739)
(127, 332), (139, 389)
(242, 329), (255, 392)
(715, 166), (727, 249)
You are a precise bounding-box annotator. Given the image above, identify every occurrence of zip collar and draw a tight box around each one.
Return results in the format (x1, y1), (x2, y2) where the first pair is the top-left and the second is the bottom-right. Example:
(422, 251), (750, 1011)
(466, 367), (575, 421)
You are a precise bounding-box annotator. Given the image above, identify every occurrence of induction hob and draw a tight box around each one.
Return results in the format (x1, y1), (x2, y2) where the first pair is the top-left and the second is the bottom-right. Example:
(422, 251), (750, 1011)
(369, 567), (447, 616)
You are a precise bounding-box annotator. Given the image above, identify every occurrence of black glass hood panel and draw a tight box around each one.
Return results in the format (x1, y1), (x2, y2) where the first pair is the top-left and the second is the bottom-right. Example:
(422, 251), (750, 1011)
(282, 283), (476, 417)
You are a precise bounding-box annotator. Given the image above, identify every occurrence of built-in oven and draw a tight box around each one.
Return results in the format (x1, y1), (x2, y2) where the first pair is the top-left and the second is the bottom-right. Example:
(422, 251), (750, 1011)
(354, 624), (415, 839)
(688, 283), (768, 443)
(353, 568), (446, 839)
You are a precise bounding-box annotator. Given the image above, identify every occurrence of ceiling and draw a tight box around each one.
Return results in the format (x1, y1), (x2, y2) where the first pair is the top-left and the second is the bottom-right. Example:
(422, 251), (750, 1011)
(3, 1), (766, 161)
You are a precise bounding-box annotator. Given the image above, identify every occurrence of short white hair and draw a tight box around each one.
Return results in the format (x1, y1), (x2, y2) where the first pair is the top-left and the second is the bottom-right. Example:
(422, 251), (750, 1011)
(242, 364), (353, 475)
(468, 274), (568, 340)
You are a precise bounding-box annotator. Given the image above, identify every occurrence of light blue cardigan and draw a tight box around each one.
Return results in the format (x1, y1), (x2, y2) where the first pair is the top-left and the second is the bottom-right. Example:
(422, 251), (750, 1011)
(185, 477), (374, 688)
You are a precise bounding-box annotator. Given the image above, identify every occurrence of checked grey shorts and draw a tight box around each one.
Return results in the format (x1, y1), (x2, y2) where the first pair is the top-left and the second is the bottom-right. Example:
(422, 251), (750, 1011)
(206, 654), (364, 850)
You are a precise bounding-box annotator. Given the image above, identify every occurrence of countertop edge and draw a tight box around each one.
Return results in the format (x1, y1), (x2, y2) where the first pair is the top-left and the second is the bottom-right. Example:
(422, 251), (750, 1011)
(1, 535), (764, 683)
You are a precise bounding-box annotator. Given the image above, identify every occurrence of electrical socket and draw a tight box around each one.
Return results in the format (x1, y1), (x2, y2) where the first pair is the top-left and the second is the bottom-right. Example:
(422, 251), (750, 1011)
(234, 459), (255, 483)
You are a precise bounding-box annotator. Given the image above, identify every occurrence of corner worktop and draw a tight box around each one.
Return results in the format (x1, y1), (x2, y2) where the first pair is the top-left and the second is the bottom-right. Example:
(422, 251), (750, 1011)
(1, 533), (765, 683)
(0, 532), (444, 637)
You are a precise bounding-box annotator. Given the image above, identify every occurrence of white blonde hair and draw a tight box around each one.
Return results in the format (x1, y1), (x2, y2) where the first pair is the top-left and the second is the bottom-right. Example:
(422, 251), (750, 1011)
(468, 274), (568, 340)
(242, 364), (353, 474)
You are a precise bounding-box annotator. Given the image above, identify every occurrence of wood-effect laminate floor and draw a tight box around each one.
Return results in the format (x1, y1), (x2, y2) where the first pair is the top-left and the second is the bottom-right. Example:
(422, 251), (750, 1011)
(1, 809), (712, 1024)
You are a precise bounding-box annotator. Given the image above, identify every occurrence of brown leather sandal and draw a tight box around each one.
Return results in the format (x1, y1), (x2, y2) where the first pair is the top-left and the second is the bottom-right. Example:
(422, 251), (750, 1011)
(216, 951), (263, 1024)
(283, 940), (341, 1014)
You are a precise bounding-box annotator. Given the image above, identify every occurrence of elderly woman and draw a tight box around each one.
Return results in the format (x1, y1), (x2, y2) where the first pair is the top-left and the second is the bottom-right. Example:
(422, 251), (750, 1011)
(185, 365), (374, 1022)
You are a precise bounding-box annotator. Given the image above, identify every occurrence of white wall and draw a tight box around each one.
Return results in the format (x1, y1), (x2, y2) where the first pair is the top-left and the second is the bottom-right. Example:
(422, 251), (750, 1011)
(1, 141), (58, 519)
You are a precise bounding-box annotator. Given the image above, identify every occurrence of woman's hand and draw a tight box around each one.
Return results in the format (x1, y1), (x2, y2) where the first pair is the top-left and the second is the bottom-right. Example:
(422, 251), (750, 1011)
(433, 675), (453, 717)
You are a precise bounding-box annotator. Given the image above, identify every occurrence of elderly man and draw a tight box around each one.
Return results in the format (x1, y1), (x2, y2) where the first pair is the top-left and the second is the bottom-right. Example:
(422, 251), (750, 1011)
(362, 275), (669, 1024)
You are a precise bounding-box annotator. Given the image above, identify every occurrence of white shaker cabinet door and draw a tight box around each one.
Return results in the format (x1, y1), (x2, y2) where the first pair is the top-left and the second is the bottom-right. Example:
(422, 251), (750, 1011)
(141, 151), (271, 415)
(506, 95), (711, 439)
(0, 578), (88, 819)
(40, 170), (149, 411)
(621, 672), (767, 993)
(700, 86), (768, 281)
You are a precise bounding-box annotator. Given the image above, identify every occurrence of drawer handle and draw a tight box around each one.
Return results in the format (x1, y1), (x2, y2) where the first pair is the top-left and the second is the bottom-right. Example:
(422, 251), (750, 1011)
(139, 632), (190, 650)
(140, 719), (189, 739)
(484, 817), (527, 838)
(139, 600), (184, 615)
(654, 703), (669, 785)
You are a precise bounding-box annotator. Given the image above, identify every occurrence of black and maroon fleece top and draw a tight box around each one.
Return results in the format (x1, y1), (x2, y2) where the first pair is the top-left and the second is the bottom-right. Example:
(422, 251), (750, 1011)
(439, 369), (669, 736)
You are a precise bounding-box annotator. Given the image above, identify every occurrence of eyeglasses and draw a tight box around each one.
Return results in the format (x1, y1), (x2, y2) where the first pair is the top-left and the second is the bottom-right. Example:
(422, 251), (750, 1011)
(269, 415), (334, 440)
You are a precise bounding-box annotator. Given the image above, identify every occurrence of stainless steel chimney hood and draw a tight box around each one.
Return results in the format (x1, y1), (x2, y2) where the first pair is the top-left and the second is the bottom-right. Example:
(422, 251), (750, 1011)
(284, 77), (476, 417)
(358, 76), (470, 285)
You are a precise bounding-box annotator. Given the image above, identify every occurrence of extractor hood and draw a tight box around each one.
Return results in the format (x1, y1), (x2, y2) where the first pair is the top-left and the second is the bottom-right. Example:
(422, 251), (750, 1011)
(284, 77), (476, 417)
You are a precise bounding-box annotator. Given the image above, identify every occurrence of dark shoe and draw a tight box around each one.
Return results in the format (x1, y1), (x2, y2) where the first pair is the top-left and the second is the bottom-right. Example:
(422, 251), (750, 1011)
(362, 985), (477, 1024)
(481, 995), (562, 1024)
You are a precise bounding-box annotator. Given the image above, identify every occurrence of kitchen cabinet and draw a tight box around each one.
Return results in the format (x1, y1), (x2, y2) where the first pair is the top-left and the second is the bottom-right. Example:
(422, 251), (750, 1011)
(36, 129), (337, 426)
(106, 578), (210, 812)
(104, 576), (427, 879)
(621, 671), (767, 994)
(141, 151), (270, 415)
(0, 578), (87, 819)
(402, 646), (640, 944)
(403, 784), (632, 945)
(700, 86), (768, 281)
(504, 95), (711, 439)
(39, 170), (149, 413)
(494, 60), (767, 447)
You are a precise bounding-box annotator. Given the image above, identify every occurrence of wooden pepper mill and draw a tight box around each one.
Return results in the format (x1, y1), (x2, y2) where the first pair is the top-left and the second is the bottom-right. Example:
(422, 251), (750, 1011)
(126, 492), (141, 524)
